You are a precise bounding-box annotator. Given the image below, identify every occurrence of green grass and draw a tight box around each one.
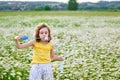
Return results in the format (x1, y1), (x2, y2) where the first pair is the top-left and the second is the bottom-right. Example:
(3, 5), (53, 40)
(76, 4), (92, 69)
(0, 11), (120, 16)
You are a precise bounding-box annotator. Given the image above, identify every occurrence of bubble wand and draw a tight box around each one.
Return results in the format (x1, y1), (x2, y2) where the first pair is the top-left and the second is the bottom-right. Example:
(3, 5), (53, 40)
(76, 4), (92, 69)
(60, 61), (63, 73)
(59, 55), (64, 74)
(22, 35), (28, 40)
(21, 35), (50, 41)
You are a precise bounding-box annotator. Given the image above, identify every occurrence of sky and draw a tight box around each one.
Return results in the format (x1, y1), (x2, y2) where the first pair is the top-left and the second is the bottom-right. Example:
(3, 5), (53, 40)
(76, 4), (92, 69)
(0, 0), (118, 3)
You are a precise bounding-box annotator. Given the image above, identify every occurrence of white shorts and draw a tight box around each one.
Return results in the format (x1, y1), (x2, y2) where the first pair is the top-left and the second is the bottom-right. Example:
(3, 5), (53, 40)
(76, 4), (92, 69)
(29, 63), (54, 80)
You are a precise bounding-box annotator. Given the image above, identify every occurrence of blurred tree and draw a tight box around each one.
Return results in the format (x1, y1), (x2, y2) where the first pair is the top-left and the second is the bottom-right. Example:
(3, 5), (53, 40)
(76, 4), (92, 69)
(68, 0), (78, 10)
(44, 5), (51, 11)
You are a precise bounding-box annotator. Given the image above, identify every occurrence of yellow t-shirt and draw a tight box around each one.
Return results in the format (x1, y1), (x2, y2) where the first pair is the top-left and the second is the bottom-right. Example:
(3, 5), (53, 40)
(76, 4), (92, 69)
(31, 41), (52, 64)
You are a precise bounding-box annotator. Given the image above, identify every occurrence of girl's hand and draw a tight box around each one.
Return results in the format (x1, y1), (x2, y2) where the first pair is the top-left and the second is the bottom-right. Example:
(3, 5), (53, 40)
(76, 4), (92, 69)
(59, 57), (64, 61)
(14, 36), (22, 41)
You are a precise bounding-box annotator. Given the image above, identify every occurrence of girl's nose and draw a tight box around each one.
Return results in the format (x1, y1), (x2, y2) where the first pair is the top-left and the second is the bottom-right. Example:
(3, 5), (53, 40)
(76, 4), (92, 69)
(43, 33), (46, 36)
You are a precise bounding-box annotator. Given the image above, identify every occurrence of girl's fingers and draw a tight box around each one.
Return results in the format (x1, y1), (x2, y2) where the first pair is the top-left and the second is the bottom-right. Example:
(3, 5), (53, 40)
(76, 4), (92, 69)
(59, 57), (64, 61)
(14, 36), (22, 40)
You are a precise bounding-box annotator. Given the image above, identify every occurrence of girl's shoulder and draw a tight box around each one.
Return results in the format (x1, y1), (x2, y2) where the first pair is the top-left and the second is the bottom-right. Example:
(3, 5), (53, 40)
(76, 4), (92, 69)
(49, 41), (52, 44)
(49, 41), (53, 47)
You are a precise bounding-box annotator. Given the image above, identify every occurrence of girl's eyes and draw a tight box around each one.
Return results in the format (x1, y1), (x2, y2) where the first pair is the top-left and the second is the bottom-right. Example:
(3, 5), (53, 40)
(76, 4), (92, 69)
(40, 32), (48, 34)
(40, 32), (43, 34)
(45, 32), (48, 34)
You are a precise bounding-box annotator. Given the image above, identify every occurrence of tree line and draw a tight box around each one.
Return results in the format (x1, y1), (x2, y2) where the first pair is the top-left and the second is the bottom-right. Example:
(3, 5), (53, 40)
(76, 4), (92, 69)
(0, 0), (120, 11)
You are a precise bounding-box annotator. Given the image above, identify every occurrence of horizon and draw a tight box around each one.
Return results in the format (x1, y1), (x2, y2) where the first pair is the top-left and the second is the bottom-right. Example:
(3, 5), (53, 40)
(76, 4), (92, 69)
(0, 0), (118, 3)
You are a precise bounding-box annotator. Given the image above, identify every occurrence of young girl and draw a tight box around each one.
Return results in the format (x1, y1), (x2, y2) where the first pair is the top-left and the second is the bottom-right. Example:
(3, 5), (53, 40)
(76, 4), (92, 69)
(14, 24), (63, 80)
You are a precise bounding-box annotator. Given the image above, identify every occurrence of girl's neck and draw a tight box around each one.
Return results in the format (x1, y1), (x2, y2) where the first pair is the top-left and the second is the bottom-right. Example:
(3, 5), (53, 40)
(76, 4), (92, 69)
(40, 41), (49, 44)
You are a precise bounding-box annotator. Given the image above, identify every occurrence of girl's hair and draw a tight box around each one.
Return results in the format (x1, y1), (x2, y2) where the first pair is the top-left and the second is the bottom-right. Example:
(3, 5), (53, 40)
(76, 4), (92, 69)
(35, 24), (51, 42)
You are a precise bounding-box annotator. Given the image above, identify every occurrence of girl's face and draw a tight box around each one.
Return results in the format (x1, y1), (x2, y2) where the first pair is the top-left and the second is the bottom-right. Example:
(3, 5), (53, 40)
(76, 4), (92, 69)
(39, 27), (49, 39)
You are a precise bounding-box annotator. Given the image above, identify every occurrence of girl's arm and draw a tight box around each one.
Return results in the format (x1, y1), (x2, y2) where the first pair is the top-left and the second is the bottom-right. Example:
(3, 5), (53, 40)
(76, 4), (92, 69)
(50, 48), (64, 61)
(14, 36), (34, 49)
